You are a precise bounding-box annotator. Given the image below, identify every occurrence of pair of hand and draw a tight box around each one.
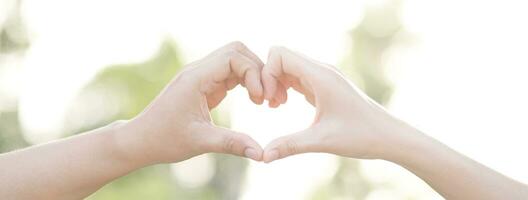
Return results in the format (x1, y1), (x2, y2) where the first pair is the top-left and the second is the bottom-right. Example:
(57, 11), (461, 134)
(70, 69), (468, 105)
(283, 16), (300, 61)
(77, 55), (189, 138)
(120, 41), (409, 165)
(3, 42), (524, 200)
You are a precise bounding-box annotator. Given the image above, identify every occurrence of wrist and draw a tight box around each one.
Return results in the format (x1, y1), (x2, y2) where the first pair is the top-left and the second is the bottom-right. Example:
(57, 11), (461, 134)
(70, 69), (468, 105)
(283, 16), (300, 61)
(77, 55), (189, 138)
(378, 120), (434, 164)
(367, 112), (424, 161)
(109, 119), (157, 167)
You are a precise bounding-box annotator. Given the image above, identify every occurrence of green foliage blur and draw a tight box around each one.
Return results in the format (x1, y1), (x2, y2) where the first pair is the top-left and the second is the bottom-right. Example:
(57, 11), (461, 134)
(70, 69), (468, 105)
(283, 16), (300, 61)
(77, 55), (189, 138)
(0, 0), (30, 152)
(0, 0), (411, 199)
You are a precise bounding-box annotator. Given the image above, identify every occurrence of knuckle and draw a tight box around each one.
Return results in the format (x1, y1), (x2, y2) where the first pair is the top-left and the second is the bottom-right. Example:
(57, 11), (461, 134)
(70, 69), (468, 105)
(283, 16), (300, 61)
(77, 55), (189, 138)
(222, 135), (237, 153)
(228, 41), (246, 51)
(283, 138), (298, 156)
(243, 64), (256, 72)
(223, 49), (240, 59)
(262, 65), (276, 76)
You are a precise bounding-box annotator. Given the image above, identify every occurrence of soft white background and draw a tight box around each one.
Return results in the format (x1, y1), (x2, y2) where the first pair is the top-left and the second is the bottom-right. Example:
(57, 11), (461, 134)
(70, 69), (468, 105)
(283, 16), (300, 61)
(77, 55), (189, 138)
(3, 0), (527, 199)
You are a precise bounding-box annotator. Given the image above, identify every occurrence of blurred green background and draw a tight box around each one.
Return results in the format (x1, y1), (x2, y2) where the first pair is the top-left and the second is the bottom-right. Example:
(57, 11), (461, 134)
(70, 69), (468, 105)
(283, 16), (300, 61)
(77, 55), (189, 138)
(1, 0), (412, 199)
(3, 0), (528, 199)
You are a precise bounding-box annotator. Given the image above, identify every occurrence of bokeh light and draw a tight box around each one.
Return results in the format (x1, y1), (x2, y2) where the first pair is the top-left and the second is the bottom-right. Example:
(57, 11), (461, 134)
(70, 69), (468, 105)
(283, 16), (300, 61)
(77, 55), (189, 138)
(1, 0), (527, 199)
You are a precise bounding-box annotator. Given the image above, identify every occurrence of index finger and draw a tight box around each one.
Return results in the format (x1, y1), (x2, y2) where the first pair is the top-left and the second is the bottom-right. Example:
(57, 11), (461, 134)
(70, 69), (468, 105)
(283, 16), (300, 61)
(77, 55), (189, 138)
(261, 46), (317, 101)
(201, 49), (263, 103)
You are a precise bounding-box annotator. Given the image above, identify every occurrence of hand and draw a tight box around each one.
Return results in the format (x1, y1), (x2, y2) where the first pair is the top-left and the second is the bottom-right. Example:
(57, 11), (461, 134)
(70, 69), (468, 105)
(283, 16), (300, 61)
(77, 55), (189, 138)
(261, 46), (410, 163)
(119, 42), (265, 164)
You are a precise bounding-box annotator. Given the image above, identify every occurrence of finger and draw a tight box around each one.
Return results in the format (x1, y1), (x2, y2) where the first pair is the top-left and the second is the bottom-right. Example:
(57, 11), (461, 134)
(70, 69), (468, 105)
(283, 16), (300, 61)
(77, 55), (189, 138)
(182, 43), (235, 70)
(202, 50), (262, 101)
(262, 46), (315, 102)
(202, 41), (261, 65)
(226, 52), (264, 104)
(268, 98), (280, 108)
(205, 126), (264, 161)
(221, 42), (265, 103)
(262, 128), (320, 163)
(195, 42), (263, 102)
(225, 75), (238, 90)
(228, 41), (265, 67)
(274, 81), (288, 105)
(244, 67), (264, 104)
(262, 50), (281, 101)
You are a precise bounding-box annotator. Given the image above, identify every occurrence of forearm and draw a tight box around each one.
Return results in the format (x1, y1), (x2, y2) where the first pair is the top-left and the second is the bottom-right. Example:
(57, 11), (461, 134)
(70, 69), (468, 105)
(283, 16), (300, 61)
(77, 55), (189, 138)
(0, 121), (148, 200)
(385, 124), (528, 200)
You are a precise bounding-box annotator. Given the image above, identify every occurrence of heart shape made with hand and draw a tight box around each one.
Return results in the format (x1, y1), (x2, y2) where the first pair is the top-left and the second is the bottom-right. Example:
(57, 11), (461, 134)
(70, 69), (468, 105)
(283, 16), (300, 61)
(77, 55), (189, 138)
(136, 41), (389, 165)
(196, 42), (388, 163)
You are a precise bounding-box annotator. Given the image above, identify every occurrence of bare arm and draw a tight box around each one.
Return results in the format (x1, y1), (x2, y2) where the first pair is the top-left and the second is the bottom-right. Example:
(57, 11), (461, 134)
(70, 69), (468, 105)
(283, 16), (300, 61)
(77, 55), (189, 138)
(260, 46), (528, 199)
(0, 121), (145, 199)
(0, 42), (265, 200)
(389, 125), (528, 199)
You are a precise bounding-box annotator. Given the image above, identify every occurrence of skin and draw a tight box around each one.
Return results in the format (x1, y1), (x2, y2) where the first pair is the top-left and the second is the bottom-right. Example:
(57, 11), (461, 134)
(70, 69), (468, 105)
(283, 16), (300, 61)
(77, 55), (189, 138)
(260, 46), (528, 200)
(0, 42), (266, 199)
(0, 42), (526, 199)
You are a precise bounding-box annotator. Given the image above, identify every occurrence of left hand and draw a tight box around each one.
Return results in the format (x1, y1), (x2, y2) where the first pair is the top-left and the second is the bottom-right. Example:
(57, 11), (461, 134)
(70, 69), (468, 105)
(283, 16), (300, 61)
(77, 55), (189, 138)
(119, 42), (265, 165)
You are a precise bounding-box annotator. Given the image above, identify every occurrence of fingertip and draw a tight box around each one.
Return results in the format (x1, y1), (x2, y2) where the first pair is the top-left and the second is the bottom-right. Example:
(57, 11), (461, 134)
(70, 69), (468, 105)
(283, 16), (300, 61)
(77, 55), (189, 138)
(240, 134), (264, 161)
(275, 83), (288, 104)
(263, 149), (279, 163)
(250, 95), (264, 105)
(255, 77), (264, 99)
(256, 97), (265, 105)
(244, 148), (262, 161)
(268, 99), (280, 108)
(245, 70), (264, 102)
(261, 68), (277, 101)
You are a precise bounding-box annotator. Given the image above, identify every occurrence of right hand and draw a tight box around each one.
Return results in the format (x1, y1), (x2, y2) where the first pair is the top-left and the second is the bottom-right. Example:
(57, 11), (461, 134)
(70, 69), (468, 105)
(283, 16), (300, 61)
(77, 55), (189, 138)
(261, 46), (411, 163)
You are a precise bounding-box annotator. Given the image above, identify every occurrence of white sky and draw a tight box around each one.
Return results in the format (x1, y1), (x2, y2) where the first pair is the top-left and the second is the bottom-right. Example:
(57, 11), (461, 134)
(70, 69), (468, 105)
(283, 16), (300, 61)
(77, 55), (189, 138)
(8, 0), (528, 199)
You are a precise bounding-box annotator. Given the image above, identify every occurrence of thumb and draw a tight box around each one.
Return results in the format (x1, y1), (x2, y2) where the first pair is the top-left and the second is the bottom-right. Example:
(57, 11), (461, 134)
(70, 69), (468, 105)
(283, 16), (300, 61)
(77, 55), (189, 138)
(263, 128), (320, 163)
(204, 125), (263, 161)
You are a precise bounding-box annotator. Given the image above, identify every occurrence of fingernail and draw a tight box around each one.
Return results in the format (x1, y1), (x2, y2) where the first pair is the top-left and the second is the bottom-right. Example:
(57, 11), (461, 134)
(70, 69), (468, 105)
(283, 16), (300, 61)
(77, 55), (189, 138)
(264, 149), (279, 163)
(251, 95), (264, 105)
(268, 100), (275, 107)
(244, 148), (260, 161)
